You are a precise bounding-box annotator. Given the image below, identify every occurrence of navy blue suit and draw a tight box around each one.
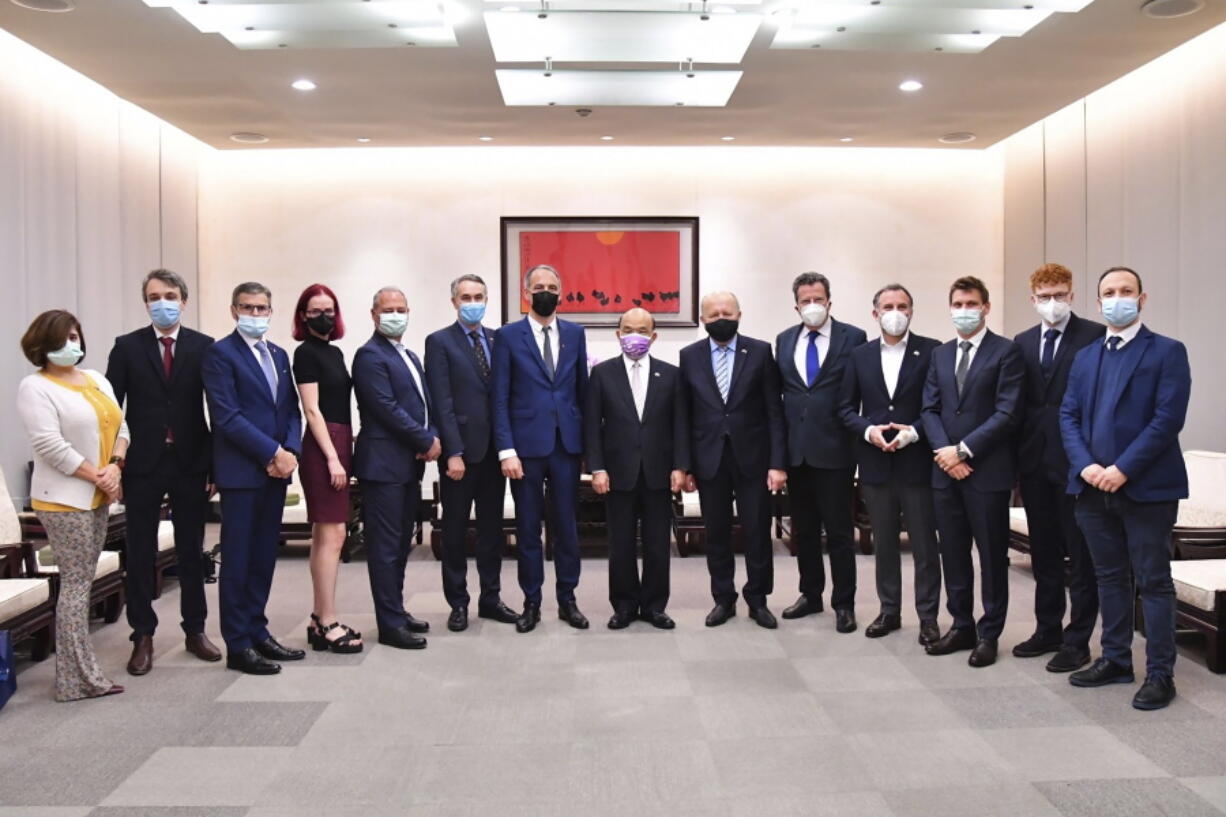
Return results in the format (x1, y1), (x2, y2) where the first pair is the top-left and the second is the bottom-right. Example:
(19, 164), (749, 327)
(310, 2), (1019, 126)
(352, 332), (437, 636)
(202, 330), (302, 652)
(424, 321), (506, 612)
(1060, 324), (1190, 678)
(921, 329), (1023, 641)
(490, 317), (588, 606)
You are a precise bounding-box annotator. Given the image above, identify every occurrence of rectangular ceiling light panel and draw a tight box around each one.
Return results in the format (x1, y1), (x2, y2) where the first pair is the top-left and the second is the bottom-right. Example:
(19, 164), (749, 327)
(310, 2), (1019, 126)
(485, 0), (761, 8)
(495, 68), (743, 106)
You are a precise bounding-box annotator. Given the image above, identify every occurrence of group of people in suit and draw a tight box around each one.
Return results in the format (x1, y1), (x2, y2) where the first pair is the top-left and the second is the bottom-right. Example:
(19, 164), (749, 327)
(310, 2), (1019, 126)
(16, 260), (1190, 712)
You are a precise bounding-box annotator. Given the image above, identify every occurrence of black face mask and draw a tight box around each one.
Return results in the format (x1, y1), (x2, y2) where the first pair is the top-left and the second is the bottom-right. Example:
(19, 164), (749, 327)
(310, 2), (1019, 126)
(531, 290), (560, 317)
(306, 313), (336, 337)
(704, 318), (739, 343)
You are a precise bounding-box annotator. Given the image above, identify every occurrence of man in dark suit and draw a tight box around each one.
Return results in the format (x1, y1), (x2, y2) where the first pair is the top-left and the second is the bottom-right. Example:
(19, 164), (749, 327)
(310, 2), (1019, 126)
(679, 291), (788, 629)
(1061, 266), (1191, 711)
(106, 269), (220, 675)
(775, 272), (867, 633)
(921, 275), (1023, 668)
(1011, 263), (1103, 672)
(838, 284), (942, 645)
(202, 282), (304, 675)
(585, 308), (689, 630)
(352, 286), (440, 650)
(424, 274), (518, 632)
(491, 264), (589, 633)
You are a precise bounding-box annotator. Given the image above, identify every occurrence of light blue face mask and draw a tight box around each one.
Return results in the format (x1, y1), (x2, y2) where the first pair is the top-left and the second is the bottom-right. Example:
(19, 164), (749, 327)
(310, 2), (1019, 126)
(236, 314), (270, 338)
(46, 340), (83, 367)
(378, 312), (409, 338)
(149, 298), (181, 329)
(458, 302), (486, 325)
(1101, 296), (1140, 328)
(951, 308), (983, 335)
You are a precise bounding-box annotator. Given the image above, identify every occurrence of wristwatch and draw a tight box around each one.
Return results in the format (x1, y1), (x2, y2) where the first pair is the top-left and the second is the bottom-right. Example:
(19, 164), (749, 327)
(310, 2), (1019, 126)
(108, 455), (126, 470)
(956, 442), (970, 462)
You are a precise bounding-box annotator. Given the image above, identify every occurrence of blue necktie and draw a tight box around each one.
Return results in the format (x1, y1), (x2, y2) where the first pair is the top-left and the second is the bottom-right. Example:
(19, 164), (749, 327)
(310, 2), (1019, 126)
(1041, 327), (1061, 376)
(805, 330), (820, 387)
(715, 346), (731, 402)
(255, 340), (277, 398)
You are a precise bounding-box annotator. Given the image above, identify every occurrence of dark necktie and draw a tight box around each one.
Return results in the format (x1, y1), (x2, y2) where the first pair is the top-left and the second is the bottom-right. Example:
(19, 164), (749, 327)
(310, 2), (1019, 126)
(1041, 328), (1061, 375)
(955, 340), (972, 396)
(1106, 336), (1122, 352)
(805, 330), (820, 387)
(470, 330), (490, 379)
(161, 336), (175, 442)
(542, 325), (556, 381)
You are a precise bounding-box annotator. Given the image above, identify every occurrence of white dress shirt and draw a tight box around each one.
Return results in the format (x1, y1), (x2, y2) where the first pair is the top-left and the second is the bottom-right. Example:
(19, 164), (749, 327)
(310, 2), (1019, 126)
(1038, 312), (1071, 358)
(592, 354), (652, 476)
(152, 323), (181, 356)
(793, 320), (831, 383)
(382, 335), (428, 428)
(865, 334), (919, 448)
(1105, 320), (1143, 349)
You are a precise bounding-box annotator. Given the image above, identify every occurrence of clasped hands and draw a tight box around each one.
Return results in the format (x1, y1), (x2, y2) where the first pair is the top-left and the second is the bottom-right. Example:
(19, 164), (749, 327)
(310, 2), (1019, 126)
(94, 463), (122, 502)
(265, 446), (298, 479)
(866, 423), (916, 453)
(933, 445), (973, 481)
(1081, 463), (1128, 493)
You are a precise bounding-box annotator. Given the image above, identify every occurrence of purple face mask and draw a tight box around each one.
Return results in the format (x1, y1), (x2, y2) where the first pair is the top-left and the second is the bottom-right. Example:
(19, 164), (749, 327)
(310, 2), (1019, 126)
(619, 333), (651, 360)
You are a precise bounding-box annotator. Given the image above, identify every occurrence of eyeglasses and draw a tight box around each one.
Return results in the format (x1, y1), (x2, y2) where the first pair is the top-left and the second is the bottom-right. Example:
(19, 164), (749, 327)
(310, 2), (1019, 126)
(235, 303), (271, 315)
(1034, 293), (1071, 304)
(304, 309), (336, 318)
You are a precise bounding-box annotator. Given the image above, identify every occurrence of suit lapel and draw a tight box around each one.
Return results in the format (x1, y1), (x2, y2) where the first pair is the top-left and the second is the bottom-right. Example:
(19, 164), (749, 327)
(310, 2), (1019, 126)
(779, 326), (804, 389)
(726, 341), (750, 404)
(893, 335), (922, 396)
(230, 331), (276, 406)
(144, 328), (170, 388)
(453, 322), (487, 381)
(519, 319), (554, 381)
(611, 357), (640, 423)
(956, 332), (994, 407)
(1101, 329), (1149, 415)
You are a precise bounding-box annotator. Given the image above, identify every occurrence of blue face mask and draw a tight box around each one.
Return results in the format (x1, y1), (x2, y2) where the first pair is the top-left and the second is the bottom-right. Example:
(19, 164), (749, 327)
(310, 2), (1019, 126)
(1101, 296), (1140, 328)
(236, 314), (270, 338)
(458, 302), (486, 325)
(378, 312), (409, 338)
(149, 299), (181, 329)
(46, 340), (83, 367)
(951, 308), (983, 335)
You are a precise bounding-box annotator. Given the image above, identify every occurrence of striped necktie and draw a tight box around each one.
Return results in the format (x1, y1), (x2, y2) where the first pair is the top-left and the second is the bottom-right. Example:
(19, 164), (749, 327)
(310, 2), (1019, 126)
(715, 346), (731, 403)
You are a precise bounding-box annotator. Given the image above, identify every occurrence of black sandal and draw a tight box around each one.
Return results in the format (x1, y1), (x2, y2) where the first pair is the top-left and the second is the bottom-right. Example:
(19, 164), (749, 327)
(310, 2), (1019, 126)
(308, 613), (363, 654)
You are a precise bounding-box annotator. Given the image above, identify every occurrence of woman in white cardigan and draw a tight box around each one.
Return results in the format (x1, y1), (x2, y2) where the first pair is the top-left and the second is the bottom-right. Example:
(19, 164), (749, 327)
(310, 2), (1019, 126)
(17, 310), (130, 701)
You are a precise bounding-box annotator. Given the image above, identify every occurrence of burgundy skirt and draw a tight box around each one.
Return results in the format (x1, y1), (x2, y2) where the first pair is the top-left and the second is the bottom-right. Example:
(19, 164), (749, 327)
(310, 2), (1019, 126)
(299, 422), (353, 524)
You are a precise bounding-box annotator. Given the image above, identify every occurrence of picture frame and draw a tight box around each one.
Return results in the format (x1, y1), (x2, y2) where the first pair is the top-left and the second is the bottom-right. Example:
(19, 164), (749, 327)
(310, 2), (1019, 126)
(500, 216), (699, 327)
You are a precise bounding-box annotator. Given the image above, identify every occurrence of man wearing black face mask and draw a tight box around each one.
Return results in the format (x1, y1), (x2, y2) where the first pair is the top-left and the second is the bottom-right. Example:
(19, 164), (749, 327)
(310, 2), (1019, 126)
(491, 264), (590, 633)
(678, 291), (788, 628)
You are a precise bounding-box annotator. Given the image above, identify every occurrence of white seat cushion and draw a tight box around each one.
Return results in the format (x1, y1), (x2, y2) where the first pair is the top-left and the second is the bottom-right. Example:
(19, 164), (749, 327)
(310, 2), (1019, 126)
(1170, 560), (1226, 612)
(1176, 503), (1226, 529)
(1009, 507), (1029, 537)
(681, 492), (701, 519)
(0, 578), (50, 620)
(282, 503), (309, 525)
(157, 520), (175, 552)
(1181, 451), (1226, 528)
(36, 547), (121, 579)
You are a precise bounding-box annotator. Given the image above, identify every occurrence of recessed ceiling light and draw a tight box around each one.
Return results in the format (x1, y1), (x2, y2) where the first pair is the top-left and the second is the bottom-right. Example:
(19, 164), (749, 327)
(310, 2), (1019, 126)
(839, 137), (854, 143)
(229, 132), (269, 144)
(356, 137), (372, 143)
(720, 136), (735, 141)
(9, 0), (74, 10)
(600, 135), (615, 141)
(939, 131), (977, 144)
(1141, 0), (1205, 18)
(478, 136), (494, 141)
(898, 79), (923, 92)
(291, 78), (317, 91)
(500, 4), (519, 9)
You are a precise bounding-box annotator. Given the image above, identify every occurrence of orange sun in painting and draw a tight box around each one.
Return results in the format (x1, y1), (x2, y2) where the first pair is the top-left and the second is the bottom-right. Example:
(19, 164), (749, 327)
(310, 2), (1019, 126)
(595, 231), (625, 245)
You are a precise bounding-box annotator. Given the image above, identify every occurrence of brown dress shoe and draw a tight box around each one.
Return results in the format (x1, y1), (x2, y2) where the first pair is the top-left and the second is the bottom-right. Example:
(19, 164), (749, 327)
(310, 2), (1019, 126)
(185, 633), (223, 662)
(127, 636), (153, 676)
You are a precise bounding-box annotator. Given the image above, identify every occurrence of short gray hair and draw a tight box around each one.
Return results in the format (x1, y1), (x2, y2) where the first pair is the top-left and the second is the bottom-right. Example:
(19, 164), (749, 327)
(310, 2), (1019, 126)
(523, 264), (561, 291)
(231, 281), (271, 307)
(143, 269), (189, 302)
(450, 274), (487, 299)
(792, 272), (831, 302)
(372, 286), (406, 309)
(699, 290), (740, 315)
(872, 283), (914, 309)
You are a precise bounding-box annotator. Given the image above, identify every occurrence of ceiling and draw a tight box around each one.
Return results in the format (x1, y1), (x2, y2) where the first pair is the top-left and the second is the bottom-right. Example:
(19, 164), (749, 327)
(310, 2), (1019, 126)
(1, 0), (1223, 149)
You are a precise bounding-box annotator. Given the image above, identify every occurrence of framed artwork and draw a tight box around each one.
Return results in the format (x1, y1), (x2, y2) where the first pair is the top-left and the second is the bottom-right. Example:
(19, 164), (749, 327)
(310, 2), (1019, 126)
(500, 216), (699, 327)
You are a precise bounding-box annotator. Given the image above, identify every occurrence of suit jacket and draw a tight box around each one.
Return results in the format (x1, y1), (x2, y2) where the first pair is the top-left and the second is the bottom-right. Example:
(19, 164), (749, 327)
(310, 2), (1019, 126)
(1014, 313), (1104, 483)
(201, 330), (302, 491)
(584, 355), (690, 492)
(678, 334), (787, 481)
(106, 325), (213, 477)
(776, 318), (868, 470)
(1059, 324), (1190, 502)
(838, 333), (941, 486)
(921, 329), (1024, 492)
(424, 322), (497, 464)
(351, 332), (437, 484)
(490, 317), (588, 459)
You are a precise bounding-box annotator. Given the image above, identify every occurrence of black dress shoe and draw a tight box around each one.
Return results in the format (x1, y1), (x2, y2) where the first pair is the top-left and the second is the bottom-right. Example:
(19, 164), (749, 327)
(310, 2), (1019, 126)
(835, 608), (857, 634)
(705, 602), (736, 627)
(1012, 633), (1063, 658)
(447, 608), (468, 632)
(968, 638), (998, 668)
(608, 610), (635, 630)
(377, 627), (428, 650)
(926, 627), (977, 656)
(404, 612), (430, 634)
(255, 637), (306, 662)
(918, 619), (941, 647)
(865, 613), (902, 638)
(642, 611), (675, 630)
(1132, 674), (1176, 710)
(749, 606), (778, 630)
(1046, 645), (1091, 673)
(559, 601), (590, 630)
(1069, 657), (1135, 687)
(781, 595), (823, 619)
(516, 601), (541, 633)
(478, 601), (520, 624)
(226, 647), (281, 675)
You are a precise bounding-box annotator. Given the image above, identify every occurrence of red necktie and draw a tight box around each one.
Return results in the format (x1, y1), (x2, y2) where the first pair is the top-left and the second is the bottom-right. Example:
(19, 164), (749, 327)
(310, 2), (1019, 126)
(161, 336), (174, 442)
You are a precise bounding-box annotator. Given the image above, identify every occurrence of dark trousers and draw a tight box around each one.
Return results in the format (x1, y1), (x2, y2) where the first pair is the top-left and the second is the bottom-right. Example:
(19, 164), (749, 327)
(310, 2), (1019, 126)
(1075, 488), (1178, 678)
(789, 464), (857, 610)
(439, 451), (506, 611)
(933, 482), (1011, 640)
(697, 440), (773, 608)
(605, 471), (672, 615)
(861, 477), (941, 620)
(511, 432), (581, 605)
(122, 446), (209, 641)
(1020, 471), (1099, 649)
(360, 478), (422, 635)
(218, 477), (287, 652)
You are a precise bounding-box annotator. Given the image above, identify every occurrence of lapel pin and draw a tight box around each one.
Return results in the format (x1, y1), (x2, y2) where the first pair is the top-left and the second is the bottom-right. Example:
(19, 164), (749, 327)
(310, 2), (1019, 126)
(740, 348), (748, 354)
(653, 371), (661, 377)
(913, 350), (920, 356)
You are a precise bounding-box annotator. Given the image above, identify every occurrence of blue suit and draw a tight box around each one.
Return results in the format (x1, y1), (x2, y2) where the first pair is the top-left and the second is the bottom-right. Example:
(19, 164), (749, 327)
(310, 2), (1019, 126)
(490, 316), (588, 605)
(1060, 324), (1190, 678)
(352, 332), (437, 636)
(202, 330), (302, 652)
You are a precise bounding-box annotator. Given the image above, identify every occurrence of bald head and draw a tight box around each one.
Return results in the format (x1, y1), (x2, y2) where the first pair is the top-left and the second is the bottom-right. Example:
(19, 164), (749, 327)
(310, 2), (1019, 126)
(700, 291), (741, 322)
(618, 307), (655, 335)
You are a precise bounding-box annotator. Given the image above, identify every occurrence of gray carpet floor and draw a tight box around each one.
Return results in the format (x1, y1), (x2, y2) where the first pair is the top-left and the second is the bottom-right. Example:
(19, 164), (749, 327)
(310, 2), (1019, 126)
(4, 525), (1226, 817)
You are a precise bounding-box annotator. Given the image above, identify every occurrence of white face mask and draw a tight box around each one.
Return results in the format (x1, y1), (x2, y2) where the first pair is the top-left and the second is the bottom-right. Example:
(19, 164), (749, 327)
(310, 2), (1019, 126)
(799, 303), (828, 328)
(1034, 298), (1070, 325)
(879, 310), (909, 337)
